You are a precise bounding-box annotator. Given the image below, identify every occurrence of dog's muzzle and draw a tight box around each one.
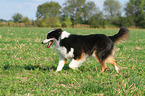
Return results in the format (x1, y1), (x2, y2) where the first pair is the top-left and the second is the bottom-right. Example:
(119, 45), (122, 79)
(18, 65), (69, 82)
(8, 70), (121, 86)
(42, 39), (54, 48)
(42, 39), (50, 44)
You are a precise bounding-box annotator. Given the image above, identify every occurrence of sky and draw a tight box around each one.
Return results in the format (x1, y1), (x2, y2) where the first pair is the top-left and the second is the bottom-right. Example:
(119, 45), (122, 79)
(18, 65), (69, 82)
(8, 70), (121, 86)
(0, 0), (129, 20)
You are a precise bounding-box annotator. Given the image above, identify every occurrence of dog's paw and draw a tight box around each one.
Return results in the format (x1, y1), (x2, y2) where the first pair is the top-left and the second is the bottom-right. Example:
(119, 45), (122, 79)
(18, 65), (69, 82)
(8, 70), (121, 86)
(115, 66), (120, 73)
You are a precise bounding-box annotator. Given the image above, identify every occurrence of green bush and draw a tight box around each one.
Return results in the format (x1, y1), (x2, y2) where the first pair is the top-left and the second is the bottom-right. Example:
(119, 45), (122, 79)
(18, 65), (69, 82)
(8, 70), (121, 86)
(38, 20), (46, 27)
(61, 17), (72, 27)
(138, 20), (145, 28)
(0, 22), (8, 27)
(46, 17), (61, 27)
(37, 17), (61, 27)
(22, 17), (32, 27)
(8, 22), (15, 27)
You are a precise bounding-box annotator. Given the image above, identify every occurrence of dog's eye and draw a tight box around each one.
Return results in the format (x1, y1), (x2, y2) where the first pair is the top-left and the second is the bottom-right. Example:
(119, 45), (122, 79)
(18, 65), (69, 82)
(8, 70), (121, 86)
(47, 35), (50, 39)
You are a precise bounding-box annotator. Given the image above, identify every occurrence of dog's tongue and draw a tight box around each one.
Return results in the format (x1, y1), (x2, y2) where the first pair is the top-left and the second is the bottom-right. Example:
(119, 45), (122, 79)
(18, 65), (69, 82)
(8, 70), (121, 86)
(47, 41), (53, 48)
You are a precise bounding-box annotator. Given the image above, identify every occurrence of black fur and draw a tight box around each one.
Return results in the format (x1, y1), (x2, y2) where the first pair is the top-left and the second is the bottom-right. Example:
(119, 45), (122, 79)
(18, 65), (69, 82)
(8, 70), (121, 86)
(60, 27), (129, 62)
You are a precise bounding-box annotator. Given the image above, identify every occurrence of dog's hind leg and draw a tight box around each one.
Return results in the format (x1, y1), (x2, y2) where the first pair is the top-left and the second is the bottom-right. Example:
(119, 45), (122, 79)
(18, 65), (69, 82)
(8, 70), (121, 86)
(93, 50), (108, 73)
(106, 56), (119, 73)
(56, 54), (67, 72)
(99, 61), (108, 73)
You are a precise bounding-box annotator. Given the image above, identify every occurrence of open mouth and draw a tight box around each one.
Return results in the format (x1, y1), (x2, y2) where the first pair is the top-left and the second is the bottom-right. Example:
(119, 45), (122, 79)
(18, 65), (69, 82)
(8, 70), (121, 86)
(47, 41), (53, 48)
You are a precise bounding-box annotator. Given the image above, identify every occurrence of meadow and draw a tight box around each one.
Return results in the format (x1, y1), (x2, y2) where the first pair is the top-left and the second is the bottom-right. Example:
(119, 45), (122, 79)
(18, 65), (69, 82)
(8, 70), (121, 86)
(0, 27), (144, 95)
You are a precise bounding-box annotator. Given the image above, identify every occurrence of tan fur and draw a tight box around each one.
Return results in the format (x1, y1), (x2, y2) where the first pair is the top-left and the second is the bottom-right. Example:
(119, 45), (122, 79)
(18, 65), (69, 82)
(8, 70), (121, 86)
(76, 52), (84, 61)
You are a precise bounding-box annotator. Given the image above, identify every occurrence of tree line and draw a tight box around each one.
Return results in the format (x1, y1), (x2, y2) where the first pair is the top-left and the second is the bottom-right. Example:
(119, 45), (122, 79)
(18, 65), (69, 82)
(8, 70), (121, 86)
(0, 0), (145, 28)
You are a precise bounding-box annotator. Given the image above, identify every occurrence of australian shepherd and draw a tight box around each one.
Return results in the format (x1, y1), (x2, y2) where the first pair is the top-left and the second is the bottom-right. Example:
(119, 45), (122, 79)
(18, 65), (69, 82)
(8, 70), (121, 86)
(42, 28), (129, 73)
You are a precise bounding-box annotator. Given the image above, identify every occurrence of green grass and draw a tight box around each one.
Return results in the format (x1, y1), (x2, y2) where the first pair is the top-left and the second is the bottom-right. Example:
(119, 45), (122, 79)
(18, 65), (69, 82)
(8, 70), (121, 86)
(0, 27), (144, 95)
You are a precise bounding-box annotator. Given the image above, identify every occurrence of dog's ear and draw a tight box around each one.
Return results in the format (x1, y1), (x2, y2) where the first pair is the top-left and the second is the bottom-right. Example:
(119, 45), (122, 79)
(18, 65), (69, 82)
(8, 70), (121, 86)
(52, 28), (63, 40)
(56, 28), (63, 34)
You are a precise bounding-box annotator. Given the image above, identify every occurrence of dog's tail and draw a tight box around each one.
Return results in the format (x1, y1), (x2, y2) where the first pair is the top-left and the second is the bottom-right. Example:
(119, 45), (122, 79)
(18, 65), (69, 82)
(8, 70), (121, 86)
(109, 27), (129, 43)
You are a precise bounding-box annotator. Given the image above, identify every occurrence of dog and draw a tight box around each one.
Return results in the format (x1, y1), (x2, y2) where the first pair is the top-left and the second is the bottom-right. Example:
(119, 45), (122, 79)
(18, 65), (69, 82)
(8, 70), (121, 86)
(42, 27), (129, 73)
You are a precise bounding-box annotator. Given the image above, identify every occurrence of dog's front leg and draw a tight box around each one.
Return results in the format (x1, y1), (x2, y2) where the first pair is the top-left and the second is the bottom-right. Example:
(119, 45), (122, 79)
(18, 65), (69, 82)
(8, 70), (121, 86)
(56, 53), (66, 72)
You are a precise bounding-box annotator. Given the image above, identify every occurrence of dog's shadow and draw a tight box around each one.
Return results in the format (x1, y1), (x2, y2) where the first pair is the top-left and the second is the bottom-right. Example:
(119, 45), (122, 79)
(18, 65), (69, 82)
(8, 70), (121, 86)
(24, 64), (70, 71)
(3, 63), (70, 72)
(24, 64), (55, 71)
(2, 63), (82, 72)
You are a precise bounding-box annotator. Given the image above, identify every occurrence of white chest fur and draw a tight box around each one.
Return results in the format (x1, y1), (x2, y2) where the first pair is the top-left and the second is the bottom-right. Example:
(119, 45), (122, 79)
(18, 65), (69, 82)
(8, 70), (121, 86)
(55, 46), (74, 59)
(53, 31), (74, 59)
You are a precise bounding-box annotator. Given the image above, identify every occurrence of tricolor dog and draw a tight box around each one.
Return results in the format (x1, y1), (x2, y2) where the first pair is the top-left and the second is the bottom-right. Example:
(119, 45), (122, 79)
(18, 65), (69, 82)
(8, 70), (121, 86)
(42, 28), (129, 73)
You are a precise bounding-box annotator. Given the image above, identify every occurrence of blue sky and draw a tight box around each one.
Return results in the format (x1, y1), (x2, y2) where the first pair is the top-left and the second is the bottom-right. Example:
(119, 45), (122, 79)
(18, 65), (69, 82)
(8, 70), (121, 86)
(0, 0), (129, 20)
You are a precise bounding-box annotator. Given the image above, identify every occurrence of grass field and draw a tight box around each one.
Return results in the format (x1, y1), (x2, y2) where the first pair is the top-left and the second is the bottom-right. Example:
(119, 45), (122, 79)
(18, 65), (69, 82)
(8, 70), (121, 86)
(0, 27), (144, 95)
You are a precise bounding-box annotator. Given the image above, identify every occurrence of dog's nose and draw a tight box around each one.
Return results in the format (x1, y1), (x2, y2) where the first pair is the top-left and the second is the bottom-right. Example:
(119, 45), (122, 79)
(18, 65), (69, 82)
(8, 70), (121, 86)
(42, 42), (44, 44)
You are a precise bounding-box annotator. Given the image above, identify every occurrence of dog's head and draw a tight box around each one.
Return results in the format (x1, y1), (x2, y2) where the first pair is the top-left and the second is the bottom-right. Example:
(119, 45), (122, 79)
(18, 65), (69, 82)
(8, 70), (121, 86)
(42, 28), (62, 48)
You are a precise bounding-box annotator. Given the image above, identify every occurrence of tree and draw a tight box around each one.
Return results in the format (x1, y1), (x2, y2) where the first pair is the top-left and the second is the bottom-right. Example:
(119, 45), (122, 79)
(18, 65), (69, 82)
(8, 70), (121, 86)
(124, 2), (135, 26)
(36, 1), (61, 19)
(118, 16), (134, 27)
(88, 12), (106, 28)
(63, 0), (99, 25)
(12, 13), (23, 23)
(125, 0), (145, 27)
(82, 1), (98, 22)
(103, 0), (121, 21)
(61, 15), (72, 27)
(0, 19), (7, 22)
(22, 17), (32, 27)
(63, 0), (86, 24)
